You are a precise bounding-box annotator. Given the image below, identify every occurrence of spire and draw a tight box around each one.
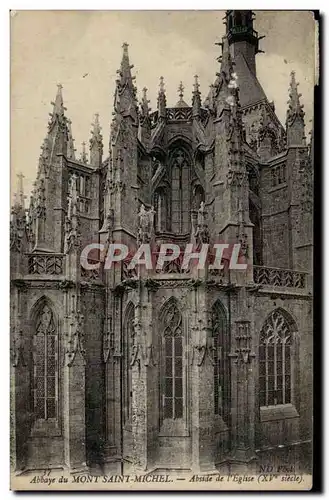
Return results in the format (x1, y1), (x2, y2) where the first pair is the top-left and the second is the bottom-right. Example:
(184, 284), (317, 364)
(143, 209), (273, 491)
(192, 75), (202, 118)
(175, 81), (189, 108)
(157, 76), (167, 118)
(287, 71), (305, 124)
(90, 113), (103, 167)
(118, 42), (135, 89)
(46, 84), (69, 160)
(67, 119), (76, 160)
(112, 43), (138, 123)
(286, 71), (306, 146)
(80, 141), (88, 164)
(48, 83), (67, 131)
(53, 83), (64, 115)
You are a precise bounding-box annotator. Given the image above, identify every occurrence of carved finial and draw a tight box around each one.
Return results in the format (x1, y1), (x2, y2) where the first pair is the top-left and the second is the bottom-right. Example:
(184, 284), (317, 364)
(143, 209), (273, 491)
(175, 81), (189, 108)
(140, 87), (151, 119)
(192, 75), (201, 118)
(178, 81), (184, 100)
(157, 76), (167, 117)
(90, 113), (103, 165)
(193, 75), (200, 93)
(14, 172), (26, 209)
(119, 42), (134, 84)
(80, 141), (87, 164)
(159, 76), (165, 93)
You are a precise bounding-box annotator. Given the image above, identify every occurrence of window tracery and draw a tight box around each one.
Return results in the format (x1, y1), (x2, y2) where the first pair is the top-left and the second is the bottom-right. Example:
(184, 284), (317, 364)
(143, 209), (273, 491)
(162, 301), (183, 420)
(212, 301), (229, 424)
(33, 304), (58, 421)
(259, 309), (293, 407)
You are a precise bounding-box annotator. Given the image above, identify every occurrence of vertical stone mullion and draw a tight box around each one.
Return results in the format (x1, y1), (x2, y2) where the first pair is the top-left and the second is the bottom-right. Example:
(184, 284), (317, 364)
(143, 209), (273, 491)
(191, 282), (216, 472)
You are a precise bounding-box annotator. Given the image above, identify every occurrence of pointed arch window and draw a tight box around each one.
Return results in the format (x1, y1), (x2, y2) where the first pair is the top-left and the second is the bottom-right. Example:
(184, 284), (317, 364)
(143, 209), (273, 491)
(34, 303), (59, 421)
(123, 303), (134, 425)
(259, 309), (294, 407)
(161, 301), (183, 421)
(212, 301), (230, 424)
(170, 149), (190, 234)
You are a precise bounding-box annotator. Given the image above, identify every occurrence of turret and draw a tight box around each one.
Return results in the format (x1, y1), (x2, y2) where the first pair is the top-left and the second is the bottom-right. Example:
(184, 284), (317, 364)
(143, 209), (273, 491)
(225, 10), (264, 77)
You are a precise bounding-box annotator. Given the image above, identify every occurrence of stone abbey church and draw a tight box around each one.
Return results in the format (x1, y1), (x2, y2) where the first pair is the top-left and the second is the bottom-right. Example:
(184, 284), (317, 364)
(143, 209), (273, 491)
(11, 11), (313, 475)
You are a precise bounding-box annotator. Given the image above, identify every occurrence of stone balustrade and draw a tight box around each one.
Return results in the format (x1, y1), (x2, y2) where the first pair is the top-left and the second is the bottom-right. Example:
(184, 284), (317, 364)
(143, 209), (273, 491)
(27, 253), (64, 275)
(253, 266), (307, 289)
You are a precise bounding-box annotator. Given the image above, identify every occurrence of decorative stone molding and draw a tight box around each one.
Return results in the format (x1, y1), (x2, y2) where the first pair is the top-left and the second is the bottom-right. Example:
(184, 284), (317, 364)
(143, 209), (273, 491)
(137, 204), (155, 245)
(253, 266), (306, 289)
(28, 253), (64, 275)
(129, 343), (157, 368)
(11, 329), (27, 368)
(64, 174), (81, 253)
(144, 278), (160, 291)
(144, 345), (157, 367)
(191, 202), (210, 245)
(10, 210), (26, 253)
(65, 310), (86, 366)
(166, 107), (192, 122)
(230, 321), (255, 365)
(103, 316), (114, 363)
(226, 169), (246, 187)
(191, 341), (215, 366)
(129, 343), (143, 368)
(122, 261), (138, 280)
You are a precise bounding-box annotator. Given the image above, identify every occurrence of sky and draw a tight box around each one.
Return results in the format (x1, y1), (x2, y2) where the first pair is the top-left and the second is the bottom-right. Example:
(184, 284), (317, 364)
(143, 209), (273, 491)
(10, 10), (317, 201)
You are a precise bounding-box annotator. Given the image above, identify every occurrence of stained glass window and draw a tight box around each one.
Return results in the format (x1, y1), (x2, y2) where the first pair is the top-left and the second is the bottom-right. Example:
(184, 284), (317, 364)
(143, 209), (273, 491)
(212, 301), (229, 423)
(259, 309), (293, 407)
(34, 304), (58, 420)
(162, 301), (183, 420)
